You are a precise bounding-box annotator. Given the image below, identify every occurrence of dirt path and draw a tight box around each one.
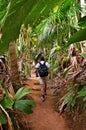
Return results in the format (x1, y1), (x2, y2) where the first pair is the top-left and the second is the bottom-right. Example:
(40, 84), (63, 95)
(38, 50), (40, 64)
(29, 91), (69, 130)
(24, 76), (70, 130)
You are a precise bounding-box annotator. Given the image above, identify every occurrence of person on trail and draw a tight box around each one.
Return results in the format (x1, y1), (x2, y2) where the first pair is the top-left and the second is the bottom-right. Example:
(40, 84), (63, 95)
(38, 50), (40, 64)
(35, 56), (50, 102)
(34, 53), (42, 77)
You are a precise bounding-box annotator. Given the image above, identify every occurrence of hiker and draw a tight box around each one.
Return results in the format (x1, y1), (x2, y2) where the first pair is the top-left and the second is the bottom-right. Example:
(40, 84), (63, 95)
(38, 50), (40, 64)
(35, 56), (50, 102)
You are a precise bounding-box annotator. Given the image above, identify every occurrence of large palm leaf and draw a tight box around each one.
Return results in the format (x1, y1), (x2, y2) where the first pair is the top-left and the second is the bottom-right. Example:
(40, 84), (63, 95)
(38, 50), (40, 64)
(34, 0), (79, 45)
(0, 0), (65, 55)
(67, 28), (86, 46)
(0, 0), (9, 21)
(67, 16), (86, 46)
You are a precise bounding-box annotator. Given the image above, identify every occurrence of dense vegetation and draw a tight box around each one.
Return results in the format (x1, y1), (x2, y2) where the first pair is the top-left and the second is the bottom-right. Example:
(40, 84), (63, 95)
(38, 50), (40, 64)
(0, 0), (86, 129)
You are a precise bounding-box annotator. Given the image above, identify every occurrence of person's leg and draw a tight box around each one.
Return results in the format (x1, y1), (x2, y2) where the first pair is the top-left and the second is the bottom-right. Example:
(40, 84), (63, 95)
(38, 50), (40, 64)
(44, 79), (47, 95)
(39, 77), (46, 101)
(41, 84), (45, 95)
(41, 77), (47, 95)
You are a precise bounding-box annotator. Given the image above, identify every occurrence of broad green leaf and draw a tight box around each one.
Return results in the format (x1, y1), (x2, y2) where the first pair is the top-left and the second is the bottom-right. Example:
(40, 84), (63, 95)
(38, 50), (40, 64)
(14, 99), (36, 114)
(14, 87), (30, 101)
(0, 89), (14, 109)
(0, 0), (66, 55)
(0, 0), (38, 54)
(0, 96), (13, 109)
(24, 0), (66, 26)
(78, 16), (86, 28)
(67, 28), (86, 46)
(0, 113), (7, 124)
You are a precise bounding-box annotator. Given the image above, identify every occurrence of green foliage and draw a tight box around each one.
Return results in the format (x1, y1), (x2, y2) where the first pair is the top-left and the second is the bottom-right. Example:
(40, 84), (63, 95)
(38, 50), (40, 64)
(61, 85), (77, 109)
(34, 0), (79, 47)
(0, 113), (7, 124)
(0, 87), (36, 126)
(0, 0), (66, 55)
(0, 87), (35, 128)
(60, 84), (86, 113)
(0, 0), (9, 21)
(50, 46), (61, 56)
(0, 0), (37, 54)
(78, 16), (86, 28)
(13, 87), (36, 114)
(67, 11), (86, 45)
(14, 87), (30, 101)
(64, 93), (76, 108)
(67, 28), (86, 46)
(14, 99), (35, 114)
(77, 86), (86, 98)
(0, 89), (14, 109)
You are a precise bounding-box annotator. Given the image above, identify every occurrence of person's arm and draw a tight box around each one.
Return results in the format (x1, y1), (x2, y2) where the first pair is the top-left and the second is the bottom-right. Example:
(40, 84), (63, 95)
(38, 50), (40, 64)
(35, 63), (40, 77)
(46, 62), (50, 69)
(45, 62), (50, 73)
(35, 68), (38, 77)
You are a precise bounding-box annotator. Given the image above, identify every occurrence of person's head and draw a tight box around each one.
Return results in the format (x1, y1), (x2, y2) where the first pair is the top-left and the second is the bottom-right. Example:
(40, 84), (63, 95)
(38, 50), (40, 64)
(40, 56), (45, 61)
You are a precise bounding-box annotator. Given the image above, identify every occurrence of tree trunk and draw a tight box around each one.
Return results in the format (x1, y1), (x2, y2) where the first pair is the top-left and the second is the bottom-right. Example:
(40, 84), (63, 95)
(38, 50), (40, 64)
(9, 41), (21, 92)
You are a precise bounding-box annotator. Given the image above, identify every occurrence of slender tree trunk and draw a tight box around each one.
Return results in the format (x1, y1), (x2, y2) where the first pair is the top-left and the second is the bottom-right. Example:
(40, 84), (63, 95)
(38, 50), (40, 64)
(9, 41), (21, 92)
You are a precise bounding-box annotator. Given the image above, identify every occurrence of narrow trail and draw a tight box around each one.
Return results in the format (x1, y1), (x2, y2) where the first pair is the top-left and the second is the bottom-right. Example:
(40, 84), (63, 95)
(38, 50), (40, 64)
(24, 68), (70, 130)
(28, 89), (69, 130)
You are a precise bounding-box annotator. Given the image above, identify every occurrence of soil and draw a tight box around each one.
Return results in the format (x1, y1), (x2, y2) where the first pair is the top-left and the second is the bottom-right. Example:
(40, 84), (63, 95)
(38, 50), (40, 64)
(28, 89), (69, 130)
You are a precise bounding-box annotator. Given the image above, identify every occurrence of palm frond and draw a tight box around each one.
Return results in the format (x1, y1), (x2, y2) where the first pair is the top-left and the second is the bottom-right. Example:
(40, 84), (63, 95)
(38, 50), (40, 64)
(0, 0), (66, 55)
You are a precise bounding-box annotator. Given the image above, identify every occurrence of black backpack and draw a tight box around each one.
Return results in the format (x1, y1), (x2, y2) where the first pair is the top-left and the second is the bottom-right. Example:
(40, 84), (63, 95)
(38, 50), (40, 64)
(38, 62), (48, 77)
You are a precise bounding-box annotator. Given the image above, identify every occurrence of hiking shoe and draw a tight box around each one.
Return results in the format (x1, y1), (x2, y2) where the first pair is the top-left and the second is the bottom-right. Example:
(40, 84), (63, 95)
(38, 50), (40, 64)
(44, 92), (47, 96)
(41, 95), (45, 102)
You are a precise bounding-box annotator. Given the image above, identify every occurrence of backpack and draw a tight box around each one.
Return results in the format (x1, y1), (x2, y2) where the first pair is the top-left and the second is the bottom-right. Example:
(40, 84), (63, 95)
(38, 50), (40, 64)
(38, 62), (48, 77)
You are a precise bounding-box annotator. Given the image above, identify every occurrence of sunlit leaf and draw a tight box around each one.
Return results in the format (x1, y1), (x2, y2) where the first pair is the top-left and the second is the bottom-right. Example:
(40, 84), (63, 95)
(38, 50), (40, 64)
(67, 28), (86, 46)
(0, 0), (66, 55)
(14, 87), (30, 101)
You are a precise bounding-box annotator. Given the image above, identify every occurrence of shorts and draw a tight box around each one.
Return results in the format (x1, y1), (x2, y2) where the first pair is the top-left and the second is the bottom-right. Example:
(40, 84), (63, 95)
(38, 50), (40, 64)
(39, 76), (46, 84)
